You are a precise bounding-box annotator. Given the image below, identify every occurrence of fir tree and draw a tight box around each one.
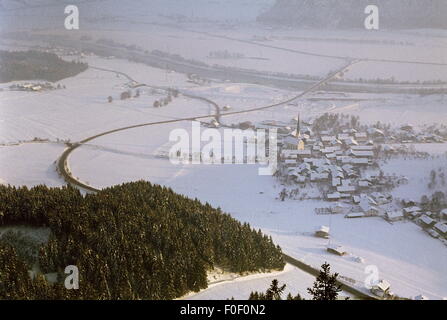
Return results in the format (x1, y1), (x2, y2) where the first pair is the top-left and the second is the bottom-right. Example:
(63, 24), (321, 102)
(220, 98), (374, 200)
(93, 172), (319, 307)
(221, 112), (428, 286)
(307, 262), (342, 300)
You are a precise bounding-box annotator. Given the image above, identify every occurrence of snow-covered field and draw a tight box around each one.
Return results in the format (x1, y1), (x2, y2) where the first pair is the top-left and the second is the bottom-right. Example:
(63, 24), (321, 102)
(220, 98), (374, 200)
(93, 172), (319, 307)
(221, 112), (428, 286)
(1, 17), (447, 300)
(184, 264), (318, 300)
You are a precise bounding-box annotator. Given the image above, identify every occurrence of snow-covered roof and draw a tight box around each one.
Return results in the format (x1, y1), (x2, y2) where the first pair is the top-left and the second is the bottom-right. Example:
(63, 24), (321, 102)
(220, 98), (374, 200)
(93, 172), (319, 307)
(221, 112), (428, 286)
(345, 212), (365, 218)
(419, 215), (435, 225)
(386, 210), (404, 219)
(337, 185), (356, 193)
(403, 206), (422, 214)
(327, 192), (341, 199)
(434, 223), (447, 234)
(317, 226), (330, 233)
(327, 245), (348, 255)
(350, 149), (374, 157)
(351, 145), (375, 151)
(373, 280), (391, 292)
(351, 158), (369, 165)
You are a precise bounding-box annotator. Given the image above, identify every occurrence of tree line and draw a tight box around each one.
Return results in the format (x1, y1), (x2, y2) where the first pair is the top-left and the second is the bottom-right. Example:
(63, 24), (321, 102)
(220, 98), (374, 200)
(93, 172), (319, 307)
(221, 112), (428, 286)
(0, 50), (88, 83)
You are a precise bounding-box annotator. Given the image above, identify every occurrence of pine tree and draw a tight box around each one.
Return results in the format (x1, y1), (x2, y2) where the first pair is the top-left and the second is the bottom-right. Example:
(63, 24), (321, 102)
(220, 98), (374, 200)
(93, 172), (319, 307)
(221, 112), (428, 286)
(265, 279), (286, 300)
(307, 262), (342, 300)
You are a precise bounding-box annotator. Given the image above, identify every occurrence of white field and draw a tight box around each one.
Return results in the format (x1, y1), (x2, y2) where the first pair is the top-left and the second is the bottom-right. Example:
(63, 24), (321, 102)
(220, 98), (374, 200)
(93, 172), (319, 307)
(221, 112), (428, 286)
(184, 264), (318, 300)
(66, 24), (447, 82)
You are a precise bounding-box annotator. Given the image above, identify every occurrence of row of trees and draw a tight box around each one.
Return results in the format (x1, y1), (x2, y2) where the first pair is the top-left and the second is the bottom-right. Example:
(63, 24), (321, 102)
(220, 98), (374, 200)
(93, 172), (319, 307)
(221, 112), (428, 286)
(0, 181), (285, 299)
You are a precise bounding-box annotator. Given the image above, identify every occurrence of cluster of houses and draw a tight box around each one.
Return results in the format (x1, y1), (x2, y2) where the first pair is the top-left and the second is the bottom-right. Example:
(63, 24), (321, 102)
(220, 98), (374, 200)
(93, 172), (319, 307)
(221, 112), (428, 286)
(273, 116), (388, 205)
(9, 82), (61, 92)
(389, 123), (446, 144)
(258, 115), (447, 247)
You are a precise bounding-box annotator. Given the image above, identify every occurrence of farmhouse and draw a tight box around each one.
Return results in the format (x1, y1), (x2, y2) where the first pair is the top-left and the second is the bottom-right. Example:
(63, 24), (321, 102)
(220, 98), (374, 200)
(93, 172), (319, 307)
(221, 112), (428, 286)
(371, 280), (391, 298)
(403, 206), (422, 219)
(331, 203), (351, 214)
(315, 226), (330, 238)
(345, 212), (366, 219)
(327, 245), (348, 256)
(326, 192), (341, 201)
(434, 223), (447, 239)
(418, 215), (436, 229)
(386, 210), (404, 222)
(360, 203), (380, 217)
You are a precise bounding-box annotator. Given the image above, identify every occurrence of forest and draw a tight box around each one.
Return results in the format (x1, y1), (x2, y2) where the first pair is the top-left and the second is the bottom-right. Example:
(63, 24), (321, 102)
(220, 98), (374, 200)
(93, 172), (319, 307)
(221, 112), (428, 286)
(0, 181), (285, 299)
(0, 50), (88, 83)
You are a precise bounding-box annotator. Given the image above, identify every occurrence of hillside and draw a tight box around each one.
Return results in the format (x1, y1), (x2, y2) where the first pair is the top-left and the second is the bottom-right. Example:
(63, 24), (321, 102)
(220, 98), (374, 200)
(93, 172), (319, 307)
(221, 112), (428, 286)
(0, 181), (285, 299)
(258, 0), (447, 29)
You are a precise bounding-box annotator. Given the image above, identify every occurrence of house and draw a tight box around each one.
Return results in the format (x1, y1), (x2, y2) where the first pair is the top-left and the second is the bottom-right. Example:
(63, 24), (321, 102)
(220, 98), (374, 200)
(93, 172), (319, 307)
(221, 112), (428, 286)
(315, 226), (330, 238)
(321, 136), (336, 145)
(371, 280), (391, 298)
(284, 159), (297, 167)
(281, 150), (299, 159)
(386, 210), (404, 222)
(351, 145), (375, 151)
(355, 132), (368, 142)
(434, 223), (447, 239)
(332, 177), (341, 187)
(360, 203), (380, 217)
(336, 185), (356, 193)
(418, 215), (436, 229)
(327, 245), (348, 256)
(310, 172), (329, 182)
(403, 206), (422, 219)
(282, 136), (299, 149)
(327, 192), (341, 201)
(349, 149), (374, 158)
(427, 229), (440, 239)
(331, 203), (351, 214)
(345, 212), (366, 219)
(371, 192), (392, 205)
(441, 209), (447, 220)
(351, 158), (370, 165)
(358, 180), (371, 188)
(297, 149), (312, 157)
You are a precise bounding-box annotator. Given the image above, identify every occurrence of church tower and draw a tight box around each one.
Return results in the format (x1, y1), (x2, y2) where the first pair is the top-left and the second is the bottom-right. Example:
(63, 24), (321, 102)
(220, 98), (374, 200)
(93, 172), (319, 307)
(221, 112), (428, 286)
(296, 114), (305, 151)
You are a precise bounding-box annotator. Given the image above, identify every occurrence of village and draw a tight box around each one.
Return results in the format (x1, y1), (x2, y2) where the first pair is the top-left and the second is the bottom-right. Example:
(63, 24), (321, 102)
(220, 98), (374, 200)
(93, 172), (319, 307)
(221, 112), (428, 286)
(244, 113), (447, 233)
(8, 81), (63, 92)
(248, 113), (446, 299)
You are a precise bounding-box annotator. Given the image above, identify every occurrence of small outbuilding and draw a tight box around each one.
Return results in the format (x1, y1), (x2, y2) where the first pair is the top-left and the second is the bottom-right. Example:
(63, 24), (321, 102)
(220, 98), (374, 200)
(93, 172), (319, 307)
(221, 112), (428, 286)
(315, 226), (330, 239)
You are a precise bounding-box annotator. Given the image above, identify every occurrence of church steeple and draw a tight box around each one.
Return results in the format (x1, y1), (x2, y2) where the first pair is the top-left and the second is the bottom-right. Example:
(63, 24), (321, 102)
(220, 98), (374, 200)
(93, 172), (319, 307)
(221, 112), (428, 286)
(296, 113), (305, 151)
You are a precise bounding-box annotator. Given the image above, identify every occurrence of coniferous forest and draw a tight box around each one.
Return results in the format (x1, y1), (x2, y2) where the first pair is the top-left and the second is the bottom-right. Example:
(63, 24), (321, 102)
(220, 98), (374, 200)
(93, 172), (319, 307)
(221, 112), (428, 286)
(0, 50), (88, 83)
(0, 181), (285, 300)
